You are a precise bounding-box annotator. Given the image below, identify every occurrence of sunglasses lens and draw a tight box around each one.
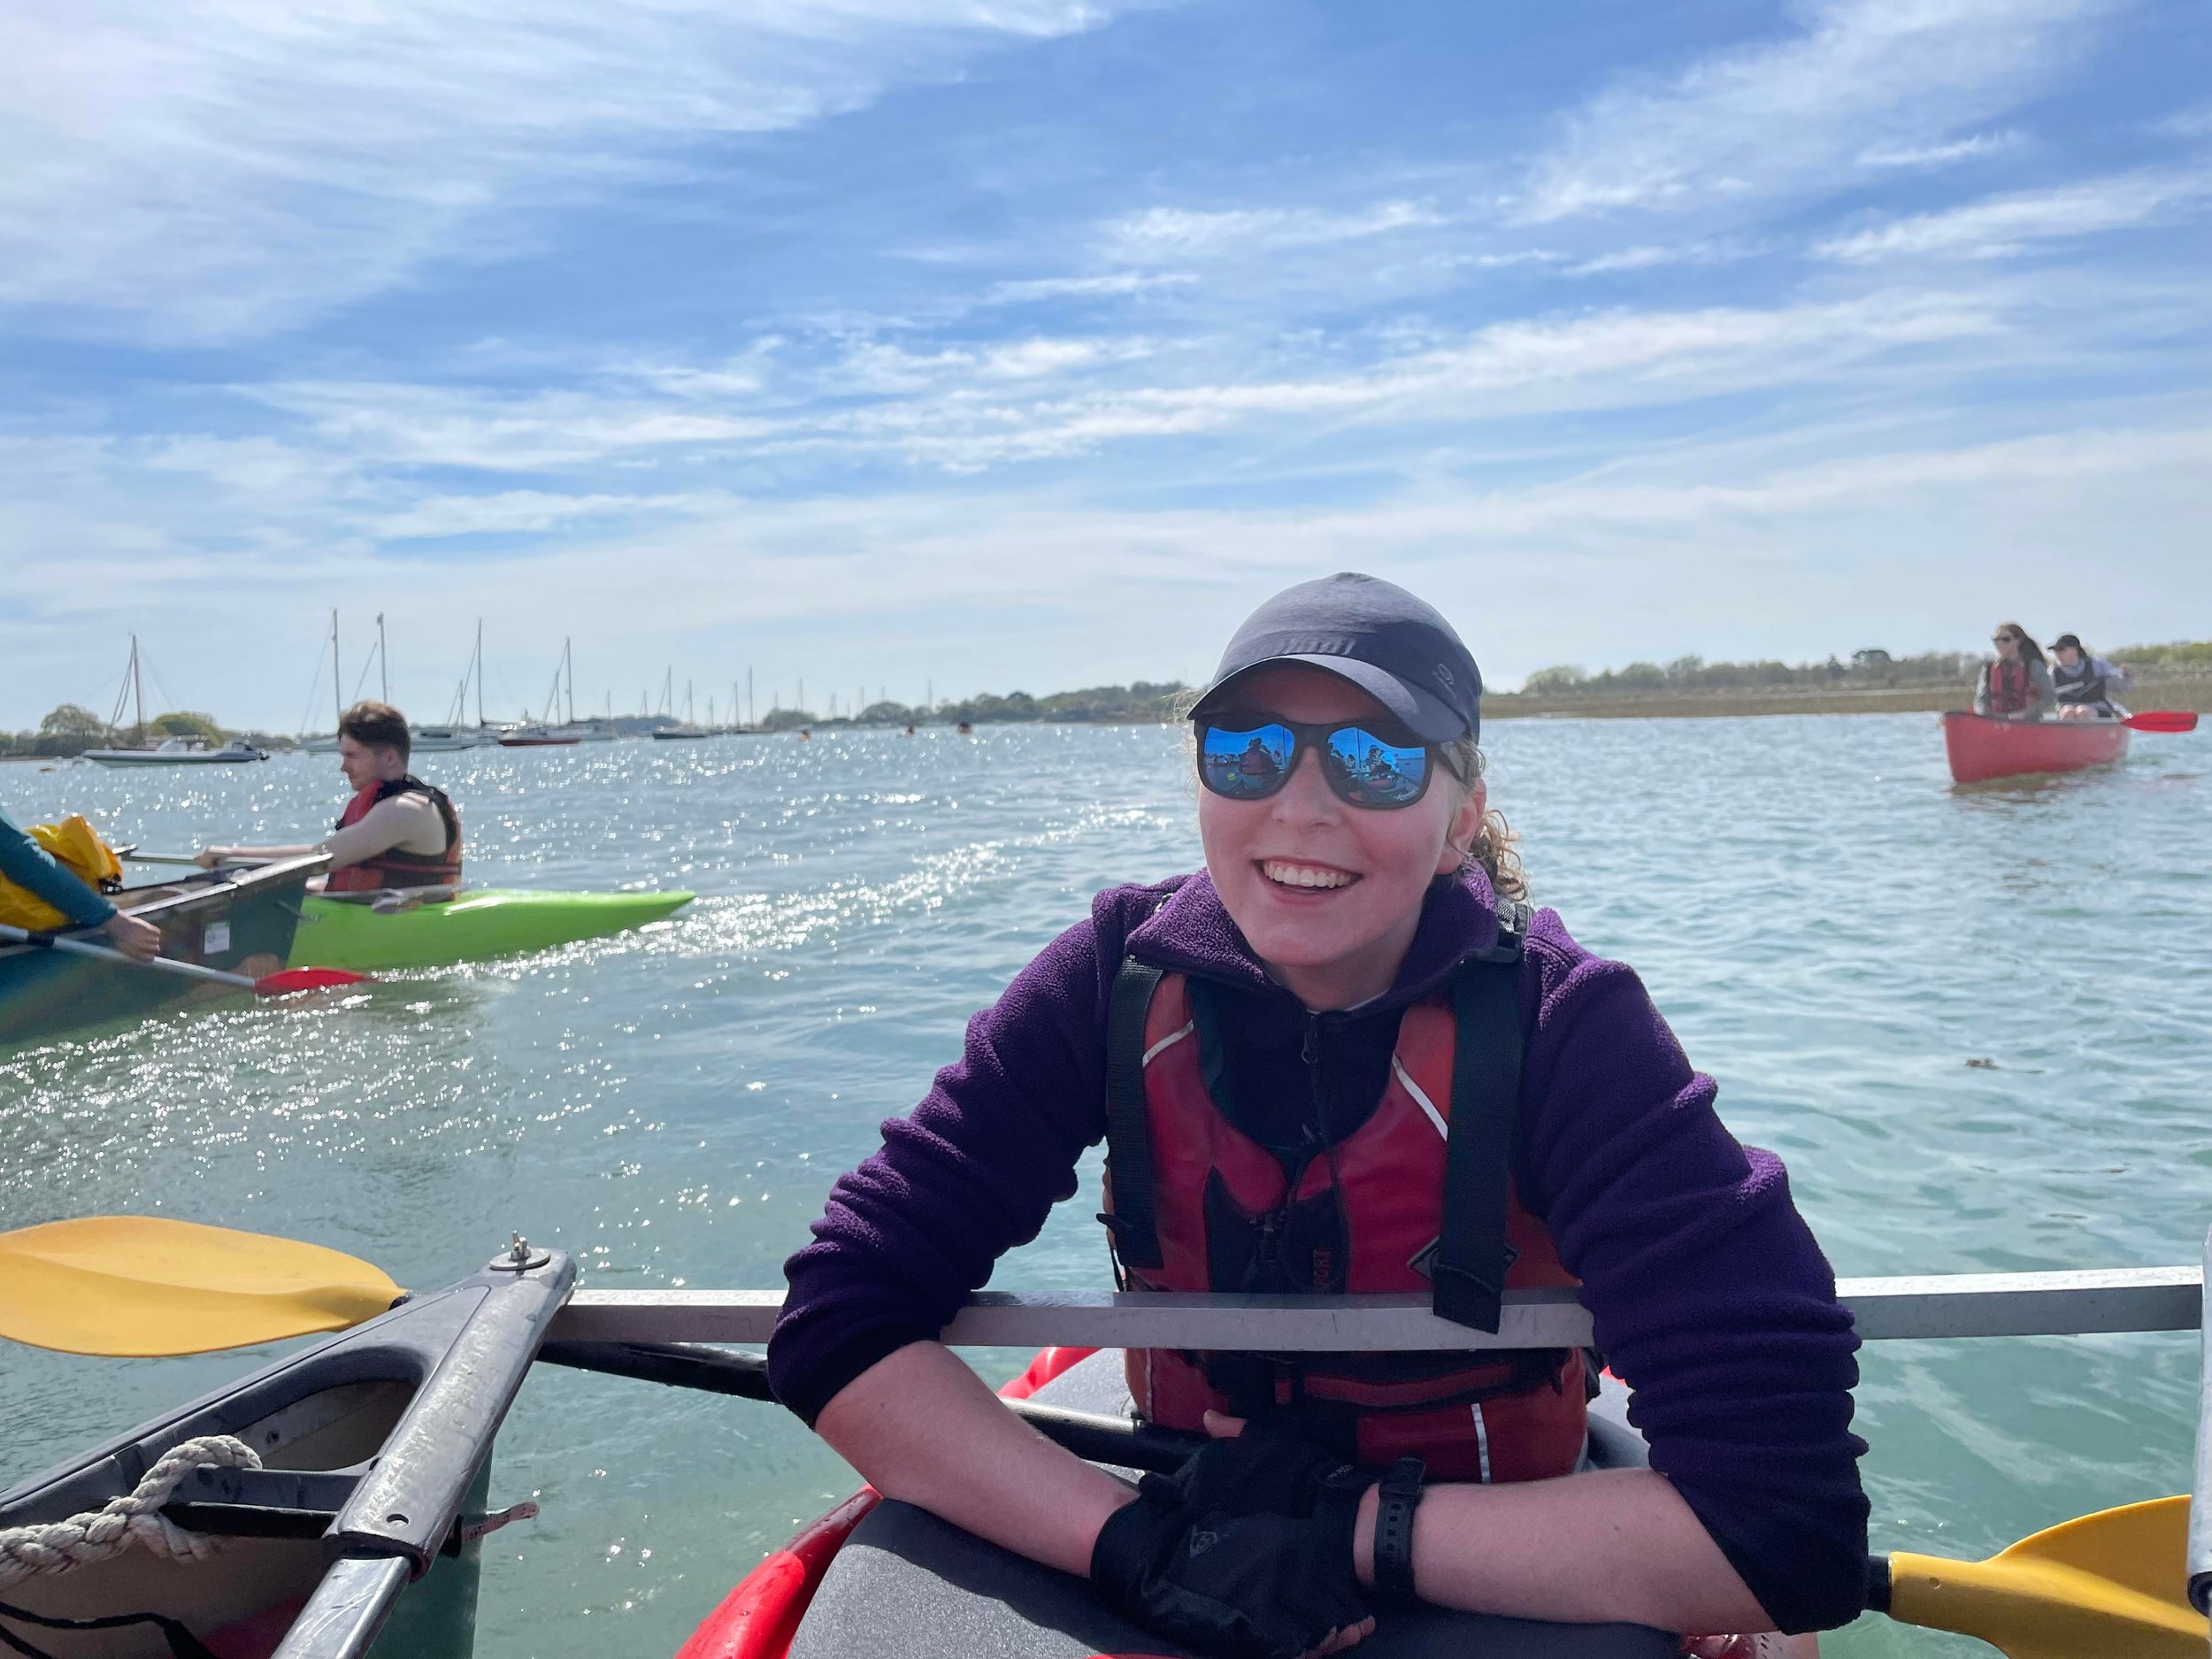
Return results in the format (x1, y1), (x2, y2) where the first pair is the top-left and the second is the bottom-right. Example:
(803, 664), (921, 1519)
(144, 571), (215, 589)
(1323, 727), (1430, 808)
(1201, 724), (1296, 799)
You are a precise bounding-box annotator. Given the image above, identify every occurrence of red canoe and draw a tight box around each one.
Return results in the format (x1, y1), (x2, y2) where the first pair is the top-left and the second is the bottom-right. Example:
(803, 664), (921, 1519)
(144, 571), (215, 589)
(1942, 711), (2129, 784)
(676, 1348), (1686, 1659)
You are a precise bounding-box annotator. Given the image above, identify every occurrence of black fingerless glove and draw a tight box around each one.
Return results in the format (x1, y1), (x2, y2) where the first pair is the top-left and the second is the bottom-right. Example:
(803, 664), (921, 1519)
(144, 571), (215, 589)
(1161, 1423), (1359, 1520)
(1091, 1477), (1372, 1659)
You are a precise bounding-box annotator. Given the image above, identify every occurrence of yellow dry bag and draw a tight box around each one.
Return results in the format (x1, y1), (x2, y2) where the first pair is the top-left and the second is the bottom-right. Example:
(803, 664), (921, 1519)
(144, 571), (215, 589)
(0, 815), (126, 931)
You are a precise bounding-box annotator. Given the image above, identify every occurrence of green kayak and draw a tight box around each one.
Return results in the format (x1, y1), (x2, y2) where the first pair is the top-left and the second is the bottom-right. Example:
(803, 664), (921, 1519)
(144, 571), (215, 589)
(285, 888), (693, 972)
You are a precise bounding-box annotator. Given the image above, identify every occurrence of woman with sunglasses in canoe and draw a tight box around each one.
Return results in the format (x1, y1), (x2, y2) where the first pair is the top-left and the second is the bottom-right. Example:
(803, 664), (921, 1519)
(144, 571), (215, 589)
(1974, 625), (2056, 722)
(771, 575), (1867, 1659)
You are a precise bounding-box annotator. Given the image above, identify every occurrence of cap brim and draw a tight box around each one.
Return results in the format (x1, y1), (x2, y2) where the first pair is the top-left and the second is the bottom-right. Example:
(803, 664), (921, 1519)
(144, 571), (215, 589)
(1191, 654), (1467, 743)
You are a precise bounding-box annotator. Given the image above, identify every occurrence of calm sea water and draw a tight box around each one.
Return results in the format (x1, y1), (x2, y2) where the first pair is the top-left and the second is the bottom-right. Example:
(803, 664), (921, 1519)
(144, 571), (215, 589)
(3, 717), (2208, 1657)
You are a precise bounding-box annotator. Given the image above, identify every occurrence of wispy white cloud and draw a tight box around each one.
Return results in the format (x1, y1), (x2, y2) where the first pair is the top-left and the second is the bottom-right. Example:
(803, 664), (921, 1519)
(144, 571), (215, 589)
(211, 289), (2004, 478)
(1816, 168), (2212, 261)
(373, 490), (705, 541)
(1519, 0), (2103, 221)
(1858, 129), (2027, 168)
(243, 382), (775, 472)
(985, 272), (1198, 303)
(1458, 250), (1566, 270)
(1104, 200), (1446, 260)
(2158, 104), (2212, 139)
(1564, 240), (1763, 277)
(0, 0), (1141, 342)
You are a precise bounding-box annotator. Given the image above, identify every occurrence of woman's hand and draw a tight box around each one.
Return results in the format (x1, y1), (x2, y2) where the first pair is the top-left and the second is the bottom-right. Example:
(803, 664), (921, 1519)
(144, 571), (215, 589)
(1178, 1410), (1359, 1517)
(192, 847), (227, 870)
(1092, 1475), (1375, 1659)
(99, 910), (163, 962)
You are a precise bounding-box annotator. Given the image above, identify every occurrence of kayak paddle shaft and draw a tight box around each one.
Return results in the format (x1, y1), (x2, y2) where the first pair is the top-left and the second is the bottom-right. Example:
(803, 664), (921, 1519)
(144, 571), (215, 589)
(0, 921), (257, 989)
(0, 923), (367, 998)
(537, 1340), (1207, 1471)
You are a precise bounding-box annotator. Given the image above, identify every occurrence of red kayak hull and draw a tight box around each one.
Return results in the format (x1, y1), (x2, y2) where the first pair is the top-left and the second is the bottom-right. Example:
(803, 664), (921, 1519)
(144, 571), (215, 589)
(677, 1348), (1099, 1659)
(1941, 711), (2129, 784)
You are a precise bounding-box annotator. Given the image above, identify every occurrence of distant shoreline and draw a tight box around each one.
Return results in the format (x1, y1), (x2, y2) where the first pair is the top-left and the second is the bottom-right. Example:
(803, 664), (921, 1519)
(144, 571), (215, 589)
(12, 677), (2208, 749)
(1486, 677), (2212, 723)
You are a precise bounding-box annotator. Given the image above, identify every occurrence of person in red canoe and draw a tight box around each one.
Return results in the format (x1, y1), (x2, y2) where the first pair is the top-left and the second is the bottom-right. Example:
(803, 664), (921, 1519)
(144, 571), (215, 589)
(1972, 624), (2055, 722)
(771, 574), (1867, 1659)
(194, 702), (462, 893)
(2047, 634), (2131, 722)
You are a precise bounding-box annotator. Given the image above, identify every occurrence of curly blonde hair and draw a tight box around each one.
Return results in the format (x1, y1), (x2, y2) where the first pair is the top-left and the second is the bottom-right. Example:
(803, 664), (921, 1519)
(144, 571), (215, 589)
(1438, 737), (1526, 903)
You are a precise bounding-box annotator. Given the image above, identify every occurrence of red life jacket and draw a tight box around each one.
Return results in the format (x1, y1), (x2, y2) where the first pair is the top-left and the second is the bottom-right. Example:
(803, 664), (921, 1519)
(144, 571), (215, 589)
(326, 777), (463, 893)
(1099, 907), (1588, 1483)
(1985, 659), (2032, 716)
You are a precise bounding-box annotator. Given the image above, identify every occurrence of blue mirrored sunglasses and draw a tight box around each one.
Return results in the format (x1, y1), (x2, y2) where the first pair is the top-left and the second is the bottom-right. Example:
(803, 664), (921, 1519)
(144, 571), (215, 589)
(1197, 718), (1436, 810)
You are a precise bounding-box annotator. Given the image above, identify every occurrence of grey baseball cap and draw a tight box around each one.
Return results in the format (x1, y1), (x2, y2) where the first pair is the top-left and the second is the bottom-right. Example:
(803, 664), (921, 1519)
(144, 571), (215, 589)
(1190, 572), (1482, 744)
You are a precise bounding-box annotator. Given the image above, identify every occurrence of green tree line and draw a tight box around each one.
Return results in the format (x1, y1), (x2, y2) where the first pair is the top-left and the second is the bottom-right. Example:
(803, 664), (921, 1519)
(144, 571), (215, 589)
(1504, 640), (2212, 702)
(764, 682), (1189, 729)
(1, 704), (292, 757)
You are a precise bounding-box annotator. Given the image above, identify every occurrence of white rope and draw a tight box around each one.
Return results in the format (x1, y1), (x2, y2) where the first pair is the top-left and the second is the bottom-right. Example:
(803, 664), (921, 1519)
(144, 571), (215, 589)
(0, 1435), (262, 1588)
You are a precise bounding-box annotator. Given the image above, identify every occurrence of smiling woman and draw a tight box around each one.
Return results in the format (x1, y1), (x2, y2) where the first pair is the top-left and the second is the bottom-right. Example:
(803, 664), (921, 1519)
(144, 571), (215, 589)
(767, 572), (1868, 1658)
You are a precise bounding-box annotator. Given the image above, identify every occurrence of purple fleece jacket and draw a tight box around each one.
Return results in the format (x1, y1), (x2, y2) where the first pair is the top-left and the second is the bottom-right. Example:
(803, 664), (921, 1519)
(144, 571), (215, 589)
(770, 870), (1870, 1632)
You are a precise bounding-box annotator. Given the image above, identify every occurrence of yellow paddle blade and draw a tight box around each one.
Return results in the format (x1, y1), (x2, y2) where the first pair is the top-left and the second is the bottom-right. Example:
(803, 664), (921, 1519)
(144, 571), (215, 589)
(1888, 1496), (2204, 1659)
(0, 1216), (402, 1356)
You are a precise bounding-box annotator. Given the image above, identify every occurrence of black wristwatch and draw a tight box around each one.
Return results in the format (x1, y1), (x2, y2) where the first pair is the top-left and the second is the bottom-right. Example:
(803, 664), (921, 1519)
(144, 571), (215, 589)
(1371, 1455), (1426, 1605)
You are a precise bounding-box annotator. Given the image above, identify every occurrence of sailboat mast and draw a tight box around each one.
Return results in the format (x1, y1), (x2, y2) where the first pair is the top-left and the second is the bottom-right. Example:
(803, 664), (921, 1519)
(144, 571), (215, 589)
(749, 669), (754, 728)
(377, 613), (388, 703)
(474, 620), (485, 728)
(132, 634), (145, 737)
(564, 638), (574, 726)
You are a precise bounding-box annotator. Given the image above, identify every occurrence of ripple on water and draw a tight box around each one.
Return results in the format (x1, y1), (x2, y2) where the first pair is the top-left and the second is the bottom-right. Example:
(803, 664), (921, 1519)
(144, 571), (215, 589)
(2, 718), (2206, 1656)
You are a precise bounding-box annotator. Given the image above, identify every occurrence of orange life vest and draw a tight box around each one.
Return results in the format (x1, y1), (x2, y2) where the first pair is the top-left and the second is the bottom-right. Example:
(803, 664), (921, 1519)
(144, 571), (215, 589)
(326, 777), (462, 893)
(1099, 907), (1588, 1483)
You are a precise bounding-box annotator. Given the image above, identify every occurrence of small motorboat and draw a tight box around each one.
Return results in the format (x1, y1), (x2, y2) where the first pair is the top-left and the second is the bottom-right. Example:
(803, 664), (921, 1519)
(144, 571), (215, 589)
(0, 1243), (572, 1659)
(1941, 710), (2130, 784)
(85, 737), (270, 768)
(408, 725), (488, 753)
(495, 726), (580, 748)
(284, 887), (694, 972)
(0, 855), (325, 1046)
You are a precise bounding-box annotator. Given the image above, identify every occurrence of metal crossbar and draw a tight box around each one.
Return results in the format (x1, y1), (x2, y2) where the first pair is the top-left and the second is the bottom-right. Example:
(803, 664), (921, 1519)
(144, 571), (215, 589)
(547, 1265), (2206, 1350)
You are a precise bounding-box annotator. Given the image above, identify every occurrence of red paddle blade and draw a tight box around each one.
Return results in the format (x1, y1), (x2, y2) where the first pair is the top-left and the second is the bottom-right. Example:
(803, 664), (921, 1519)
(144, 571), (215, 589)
(253, 966), (370, 995)
(2124, 710), (2199, 733)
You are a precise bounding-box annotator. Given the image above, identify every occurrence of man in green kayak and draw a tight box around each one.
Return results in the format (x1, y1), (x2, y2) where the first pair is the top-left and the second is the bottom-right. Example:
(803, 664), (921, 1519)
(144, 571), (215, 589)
(0, 804), (162, 959)
(196, 702), (464, 892)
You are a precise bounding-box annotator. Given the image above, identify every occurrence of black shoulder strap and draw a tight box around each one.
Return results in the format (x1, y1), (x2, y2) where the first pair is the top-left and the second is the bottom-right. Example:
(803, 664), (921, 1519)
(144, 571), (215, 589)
(1100, 956), (1166, 1271)
(380, 775), (461, 852)
(1430, 900), (1529, 1333)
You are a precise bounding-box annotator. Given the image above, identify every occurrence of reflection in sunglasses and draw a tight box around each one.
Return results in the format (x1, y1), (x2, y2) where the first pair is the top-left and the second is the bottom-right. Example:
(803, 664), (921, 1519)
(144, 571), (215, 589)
(1200, 721), (1432, 810)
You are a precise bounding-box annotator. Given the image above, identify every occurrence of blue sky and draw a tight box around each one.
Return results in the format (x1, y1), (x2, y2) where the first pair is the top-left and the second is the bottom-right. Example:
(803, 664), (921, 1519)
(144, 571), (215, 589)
(4, 0), (2208, 728)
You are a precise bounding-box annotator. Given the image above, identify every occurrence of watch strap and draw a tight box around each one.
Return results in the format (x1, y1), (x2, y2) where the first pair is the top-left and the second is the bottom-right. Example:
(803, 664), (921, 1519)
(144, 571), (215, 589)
(1371, 1455), (1426, 1605)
